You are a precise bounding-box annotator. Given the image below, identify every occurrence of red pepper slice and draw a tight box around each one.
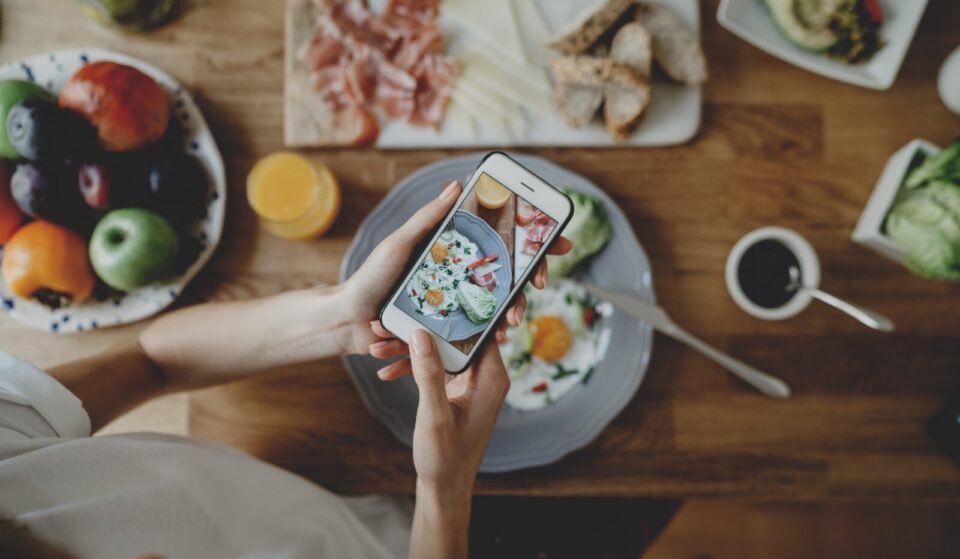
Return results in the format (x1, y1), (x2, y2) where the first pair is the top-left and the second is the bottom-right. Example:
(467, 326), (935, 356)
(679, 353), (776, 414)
(583, 307), (597, 327)
(531, 382), (548, 393)
(467, 254), (499, 270)
(863, 0), (883, 23)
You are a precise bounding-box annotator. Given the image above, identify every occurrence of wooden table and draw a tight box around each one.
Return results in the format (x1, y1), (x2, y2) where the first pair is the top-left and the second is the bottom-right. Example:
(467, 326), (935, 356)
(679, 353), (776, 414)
(2, 0), (959, 500)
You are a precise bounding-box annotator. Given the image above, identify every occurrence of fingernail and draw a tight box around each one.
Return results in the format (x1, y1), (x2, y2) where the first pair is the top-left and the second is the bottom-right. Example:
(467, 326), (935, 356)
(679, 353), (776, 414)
(439, 181), (458, 200)
(411, 330), (434, 356)
(377, 366), (392, 380)
(370, 320), (380, 329)
(369, 341), (389, 352)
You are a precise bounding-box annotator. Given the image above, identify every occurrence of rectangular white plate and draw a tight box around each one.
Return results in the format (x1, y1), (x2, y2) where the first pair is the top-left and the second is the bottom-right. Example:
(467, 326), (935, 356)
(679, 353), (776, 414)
(285, 0), (703, 148)
(718, 0), (928, 90)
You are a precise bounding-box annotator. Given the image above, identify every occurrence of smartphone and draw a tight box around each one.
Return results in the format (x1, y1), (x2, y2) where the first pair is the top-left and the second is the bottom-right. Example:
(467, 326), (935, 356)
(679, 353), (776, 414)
(379, 152), (573, 373)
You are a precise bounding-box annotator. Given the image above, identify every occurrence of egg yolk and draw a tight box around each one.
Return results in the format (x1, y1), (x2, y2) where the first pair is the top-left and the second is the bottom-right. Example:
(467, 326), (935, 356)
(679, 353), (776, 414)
(530, 316), (572, 363)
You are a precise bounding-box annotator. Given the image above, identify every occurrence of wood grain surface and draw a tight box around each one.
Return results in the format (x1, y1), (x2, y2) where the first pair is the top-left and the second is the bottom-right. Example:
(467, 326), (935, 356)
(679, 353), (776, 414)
(1, 0), (959, 500)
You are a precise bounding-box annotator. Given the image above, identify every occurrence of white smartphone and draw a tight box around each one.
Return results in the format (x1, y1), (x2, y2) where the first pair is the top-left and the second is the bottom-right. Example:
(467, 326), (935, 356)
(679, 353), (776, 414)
(379, 152), (574, 373)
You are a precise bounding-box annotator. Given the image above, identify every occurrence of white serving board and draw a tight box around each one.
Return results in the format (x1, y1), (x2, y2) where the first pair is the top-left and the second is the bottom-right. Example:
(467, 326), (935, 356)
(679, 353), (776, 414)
(287, 0), (702, 148)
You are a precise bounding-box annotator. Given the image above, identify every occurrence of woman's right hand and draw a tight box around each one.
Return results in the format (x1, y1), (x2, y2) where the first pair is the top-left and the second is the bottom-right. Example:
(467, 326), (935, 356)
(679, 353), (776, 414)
(399, 330), (509, 559)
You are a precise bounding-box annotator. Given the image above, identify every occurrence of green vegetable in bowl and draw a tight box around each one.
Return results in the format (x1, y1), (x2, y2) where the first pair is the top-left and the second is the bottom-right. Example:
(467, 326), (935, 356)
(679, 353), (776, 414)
(885, 181), (960, 280)
(903, 139), (960, 190)
(456, 281), (496, 323)
(547, 188), (612, 280)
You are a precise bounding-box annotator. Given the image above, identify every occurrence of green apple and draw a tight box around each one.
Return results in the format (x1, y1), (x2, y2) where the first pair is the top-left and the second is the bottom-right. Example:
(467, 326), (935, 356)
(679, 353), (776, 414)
(0, 80), (55, 158)
(89, 208), (179, 291)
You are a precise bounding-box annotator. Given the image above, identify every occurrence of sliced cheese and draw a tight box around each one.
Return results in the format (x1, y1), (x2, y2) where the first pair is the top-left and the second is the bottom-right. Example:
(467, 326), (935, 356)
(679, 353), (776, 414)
(454, 43), (552, 100)
(445, 0), (527, 66)
(512, 0), (552, 65)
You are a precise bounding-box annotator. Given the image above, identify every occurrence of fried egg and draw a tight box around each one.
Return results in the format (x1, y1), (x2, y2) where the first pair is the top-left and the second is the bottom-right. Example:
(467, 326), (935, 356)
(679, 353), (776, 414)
(407, 229), (480, 318)
(499, 279), (603, 410)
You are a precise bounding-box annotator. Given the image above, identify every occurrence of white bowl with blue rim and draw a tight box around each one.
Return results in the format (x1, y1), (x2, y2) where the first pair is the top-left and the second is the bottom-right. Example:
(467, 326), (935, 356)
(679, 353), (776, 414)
(0, 48), (226, 333)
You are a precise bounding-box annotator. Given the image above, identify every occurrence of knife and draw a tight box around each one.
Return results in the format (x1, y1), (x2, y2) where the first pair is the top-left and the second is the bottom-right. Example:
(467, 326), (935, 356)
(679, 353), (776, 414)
(583, 283), (791, 399)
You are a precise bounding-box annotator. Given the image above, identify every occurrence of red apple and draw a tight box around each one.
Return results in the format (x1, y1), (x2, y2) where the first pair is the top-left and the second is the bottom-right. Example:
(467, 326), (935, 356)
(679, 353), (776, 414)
(59, 62), (170, 152)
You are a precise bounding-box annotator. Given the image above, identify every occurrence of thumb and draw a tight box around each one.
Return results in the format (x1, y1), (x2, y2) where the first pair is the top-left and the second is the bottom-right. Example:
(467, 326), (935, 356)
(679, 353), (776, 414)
(409, 329), (452, 425)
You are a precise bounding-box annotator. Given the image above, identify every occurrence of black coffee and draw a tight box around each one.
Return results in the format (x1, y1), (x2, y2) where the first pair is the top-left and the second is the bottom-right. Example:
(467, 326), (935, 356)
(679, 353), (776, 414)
(737, 239), (800, 309)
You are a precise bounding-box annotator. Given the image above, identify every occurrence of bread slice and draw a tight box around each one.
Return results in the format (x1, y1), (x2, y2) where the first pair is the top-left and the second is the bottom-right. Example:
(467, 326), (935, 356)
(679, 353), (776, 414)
(548, 0), (635, 55)
(550, 55), (647, 89)
(604, 22), (654, 141)
(634, 2), (708, 85)
(554, 83), (604, 128)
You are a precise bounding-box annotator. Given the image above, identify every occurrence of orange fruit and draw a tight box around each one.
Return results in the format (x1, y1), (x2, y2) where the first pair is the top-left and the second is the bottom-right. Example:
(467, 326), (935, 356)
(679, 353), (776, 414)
(2, 221), (96, 302)
(476, 174), (512, 209)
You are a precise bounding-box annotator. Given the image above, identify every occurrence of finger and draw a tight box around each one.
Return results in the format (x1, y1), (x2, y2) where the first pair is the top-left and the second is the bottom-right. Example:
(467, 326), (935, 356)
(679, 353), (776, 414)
(468, 341), (510, 414)
(532, 260), (547, 290)
(387, 181), (461, 248)
(409, 329), (453, 424)
(506, 293), (527, 327)
(370, 320), (394, 340)
(369, 338), (408, 360)
(377, 358), (412, 381)
(495, 327), (506, 344)
(547, 236), (572, 255)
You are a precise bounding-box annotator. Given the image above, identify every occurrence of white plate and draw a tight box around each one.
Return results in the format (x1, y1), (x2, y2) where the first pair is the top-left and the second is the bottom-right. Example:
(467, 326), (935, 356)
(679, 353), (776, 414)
(340, 153), (656, 472)
(287, 0), (702, 148)
(718, 0), (928, 90)
(0, 48), (226, 333)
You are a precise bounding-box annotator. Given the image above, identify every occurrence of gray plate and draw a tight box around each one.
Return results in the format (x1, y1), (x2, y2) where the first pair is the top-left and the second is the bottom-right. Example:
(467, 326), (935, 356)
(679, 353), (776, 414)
(340, 153), (655, 473)
(396, 210), (512, 342)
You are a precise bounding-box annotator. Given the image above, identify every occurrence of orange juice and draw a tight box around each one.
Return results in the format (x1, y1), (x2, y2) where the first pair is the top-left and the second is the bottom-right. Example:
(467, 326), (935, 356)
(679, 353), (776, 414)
(246, 152), (341, 240)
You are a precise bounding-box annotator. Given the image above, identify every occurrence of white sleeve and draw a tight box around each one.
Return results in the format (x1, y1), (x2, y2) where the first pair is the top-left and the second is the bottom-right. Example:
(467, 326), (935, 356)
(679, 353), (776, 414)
(0, 352), (91, 441)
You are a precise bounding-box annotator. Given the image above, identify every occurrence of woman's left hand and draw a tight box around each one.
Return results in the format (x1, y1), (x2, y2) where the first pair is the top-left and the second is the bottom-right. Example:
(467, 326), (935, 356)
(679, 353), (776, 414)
(341, 180), (571, 365)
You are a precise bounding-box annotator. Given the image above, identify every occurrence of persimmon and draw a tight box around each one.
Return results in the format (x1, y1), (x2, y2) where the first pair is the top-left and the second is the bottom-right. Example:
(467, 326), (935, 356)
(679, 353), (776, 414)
(1, 220), (96, 302)
(0, 161), (23, 244)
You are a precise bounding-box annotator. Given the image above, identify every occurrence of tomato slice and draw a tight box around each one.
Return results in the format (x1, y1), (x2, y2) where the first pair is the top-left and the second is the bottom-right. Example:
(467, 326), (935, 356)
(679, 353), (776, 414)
(863, 0), (883, 23)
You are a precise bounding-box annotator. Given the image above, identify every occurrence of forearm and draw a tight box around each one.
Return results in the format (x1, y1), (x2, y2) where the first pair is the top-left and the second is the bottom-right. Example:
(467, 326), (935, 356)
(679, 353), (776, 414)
(139, 284), (354, 391)
(410, 479), (472, 559)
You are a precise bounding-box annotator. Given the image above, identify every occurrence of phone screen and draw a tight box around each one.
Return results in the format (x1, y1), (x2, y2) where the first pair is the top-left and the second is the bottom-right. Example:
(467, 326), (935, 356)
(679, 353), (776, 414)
(391, 173), (559, 355)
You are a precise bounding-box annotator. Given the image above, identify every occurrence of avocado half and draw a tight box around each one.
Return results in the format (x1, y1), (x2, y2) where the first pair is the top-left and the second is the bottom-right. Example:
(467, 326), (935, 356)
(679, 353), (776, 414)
(765, 0), (839, 52)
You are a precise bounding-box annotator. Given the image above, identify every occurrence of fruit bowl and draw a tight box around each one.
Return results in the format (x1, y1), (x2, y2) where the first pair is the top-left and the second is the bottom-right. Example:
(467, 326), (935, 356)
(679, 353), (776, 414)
(0, 48), (226, 333)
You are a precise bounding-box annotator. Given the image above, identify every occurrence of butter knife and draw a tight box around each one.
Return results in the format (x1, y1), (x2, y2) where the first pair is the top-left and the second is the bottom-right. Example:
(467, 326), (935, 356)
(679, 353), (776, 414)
(584, 283), (791, 399)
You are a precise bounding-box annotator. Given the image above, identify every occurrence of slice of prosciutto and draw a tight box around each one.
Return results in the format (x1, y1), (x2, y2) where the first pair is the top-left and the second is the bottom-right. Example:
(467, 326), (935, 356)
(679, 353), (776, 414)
(470, 271), (499, 292)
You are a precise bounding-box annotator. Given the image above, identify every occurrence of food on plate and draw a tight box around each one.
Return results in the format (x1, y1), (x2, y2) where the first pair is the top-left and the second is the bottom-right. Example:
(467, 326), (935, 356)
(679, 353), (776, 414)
(0, 80), (55, 159)
(514, 198), (559, 276)
(765, 0), (884, 64)
(59, 61), (170, 151)
(499, 280), (602, 410)
(89, 208), (179, 291)
(6, 98), (95, 161)
(455, 281), (497, 324)
(634, 3), (708, 85)
(549, 0), (635, 56)
(246, 152), (341, 239)
(292, 0), (457, 146)
(407, 227), (501, 323)
(547, 188), (612, 280)
(1, 220), (96, 303)
(548, 1), (706, 142)
(606, 22), (653, 141)
(144, 151), (209, 225)
(0, 163), (23, 243)
(883, 140), (960, 281)
(475, 173), (512, 209)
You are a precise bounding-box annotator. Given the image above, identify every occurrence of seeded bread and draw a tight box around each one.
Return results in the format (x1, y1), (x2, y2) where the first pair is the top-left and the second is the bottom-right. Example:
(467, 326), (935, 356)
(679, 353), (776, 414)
(550, 55), (647, 89)
(604, 22), (654, 141)
(554, 83), (604, 128)
(634, 2), (708, 85)
(548, 0), (635, 55)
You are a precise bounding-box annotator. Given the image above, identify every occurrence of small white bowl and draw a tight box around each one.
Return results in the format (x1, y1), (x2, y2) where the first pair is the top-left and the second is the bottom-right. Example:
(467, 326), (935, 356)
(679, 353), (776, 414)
(725, 227), (821, 321)
(718, 0), (929, 90)
(938, 45), (960, 115)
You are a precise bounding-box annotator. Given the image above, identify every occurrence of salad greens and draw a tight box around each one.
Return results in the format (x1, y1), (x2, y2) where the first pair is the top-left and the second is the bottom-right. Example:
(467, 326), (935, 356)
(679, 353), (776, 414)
(885, 139), (960, 280)
(547, 188), (612, 279)
(456, 281), (496, 323)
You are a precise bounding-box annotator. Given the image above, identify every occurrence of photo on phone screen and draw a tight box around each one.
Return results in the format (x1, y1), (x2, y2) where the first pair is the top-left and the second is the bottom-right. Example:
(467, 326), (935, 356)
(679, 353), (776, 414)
(391, 173), (559, 355)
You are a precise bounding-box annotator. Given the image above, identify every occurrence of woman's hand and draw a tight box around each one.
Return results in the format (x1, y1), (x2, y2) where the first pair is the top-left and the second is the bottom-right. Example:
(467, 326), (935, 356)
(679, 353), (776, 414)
(406, 330), (509, 559)
(342, 180), (571, 360)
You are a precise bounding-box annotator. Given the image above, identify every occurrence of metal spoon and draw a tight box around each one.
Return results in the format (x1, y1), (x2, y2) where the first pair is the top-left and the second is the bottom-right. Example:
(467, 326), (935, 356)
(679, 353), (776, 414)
(787, 266), (895, 332)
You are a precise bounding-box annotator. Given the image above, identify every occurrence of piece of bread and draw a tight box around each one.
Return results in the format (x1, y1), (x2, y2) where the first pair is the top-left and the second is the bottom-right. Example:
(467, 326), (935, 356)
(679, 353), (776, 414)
(554, 83), (604, 128)
(550, 55), (647, 89)
(548, 0), (635, 55)
(634, 2), (708, 85)
(610, 21), (653, 76)
(605, 22), (654, 141)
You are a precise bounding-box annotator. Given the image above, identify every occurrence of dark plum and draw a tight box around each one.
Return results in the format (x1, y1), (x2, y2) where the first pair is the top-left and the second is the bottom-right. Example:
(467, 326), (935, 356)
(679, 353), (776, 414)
(144, 152), (208, 225)
(11, 162), (93, 231)
(6, 99), (96, 162)
(78, 162), (113, 210)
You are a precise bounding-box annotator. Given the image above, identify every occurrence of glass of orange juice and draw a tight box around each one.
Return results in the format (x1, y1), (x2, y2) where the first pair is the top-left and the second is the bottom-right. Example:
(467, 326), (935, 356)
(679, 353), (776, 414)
(246, 152), (341, 240)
